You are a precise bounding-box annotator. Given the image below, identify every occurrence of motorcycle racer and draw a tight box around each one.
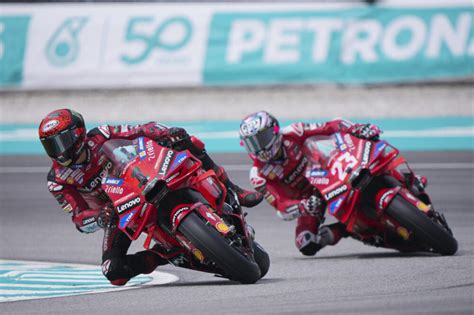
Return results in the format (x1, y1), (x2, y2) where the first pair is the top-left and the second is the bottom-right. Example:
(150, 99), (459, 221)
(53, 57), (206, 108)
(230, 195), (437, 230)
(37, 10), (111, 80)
(40, 108), (262, 285)
(239, 111), (428, 256)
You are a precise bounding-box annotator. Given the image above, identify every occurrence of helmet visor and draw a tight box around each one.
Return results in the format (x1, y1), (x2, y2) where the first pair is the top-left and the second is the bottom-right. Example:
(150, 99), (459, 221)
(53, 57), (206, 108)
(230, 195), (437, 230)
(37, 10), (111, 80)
(242, 127), (276, 155)
(40, 128), (79, 159)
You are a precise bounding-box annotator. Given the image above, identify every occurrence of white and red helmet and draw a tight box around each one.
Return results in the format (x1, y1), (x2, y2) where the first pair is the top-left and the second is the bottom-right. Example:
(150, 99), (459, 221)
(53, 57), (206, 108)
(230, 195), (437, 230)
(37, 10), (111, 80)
(239, 111), (282, 162)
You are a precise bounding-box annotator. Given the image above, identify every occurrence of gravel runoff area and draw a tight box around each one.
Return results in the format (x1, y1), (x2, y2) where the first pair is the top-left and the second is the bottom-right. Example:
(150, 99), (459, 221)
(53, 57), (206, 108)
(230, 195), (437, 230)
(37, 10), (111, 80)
(1, 84), (472, 123)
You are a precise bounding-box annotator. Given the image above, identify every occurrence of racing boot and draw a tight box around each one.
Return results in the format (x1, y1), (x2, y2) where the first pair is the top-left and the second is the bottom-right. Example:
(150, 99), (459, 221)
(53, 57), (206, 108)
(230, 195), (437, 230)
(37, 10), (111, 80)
(296, 223), (348, 256)
(216, 166), (263, 208)
(180, 134), (263, 207)
(103, 248), (168, 286)
(405, 173), (430, 205)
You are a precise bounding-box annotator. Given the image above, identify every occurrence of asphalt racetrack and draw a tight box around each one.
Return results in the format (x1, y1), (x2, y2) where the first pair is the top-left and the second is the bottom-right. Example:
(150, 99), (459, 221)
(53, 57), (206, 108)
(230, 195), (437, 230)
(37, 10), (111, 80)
(1, 152), (473, 314)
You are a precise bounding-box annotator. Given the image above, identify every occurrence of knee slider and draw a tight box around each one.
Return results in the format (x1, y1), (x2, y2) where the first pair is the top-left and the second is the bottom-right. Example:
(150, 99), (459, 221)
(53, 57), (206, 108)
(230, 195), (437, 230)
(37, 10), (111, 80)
(296, 230), (321, 256)
(101, 258), (131, 283)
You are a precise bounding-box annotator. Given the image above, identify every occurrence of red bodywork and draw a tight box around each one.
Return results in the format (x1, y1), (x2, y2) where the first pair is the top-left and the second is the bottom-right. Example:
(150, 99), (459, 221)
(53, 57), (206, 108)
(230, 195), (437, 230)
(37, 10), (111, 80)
(304, 133), (429, 245)
(100, 137), (249, 269)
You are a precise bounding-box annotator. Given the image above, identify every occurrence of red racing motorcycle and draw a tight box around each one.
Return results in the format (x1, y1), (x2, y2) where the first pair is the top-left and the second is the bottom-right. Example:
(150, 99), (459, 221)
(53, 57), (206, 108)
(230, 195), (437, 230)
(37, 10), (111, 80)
(100, 137), (269, 284)
(303, 133), (457, 255)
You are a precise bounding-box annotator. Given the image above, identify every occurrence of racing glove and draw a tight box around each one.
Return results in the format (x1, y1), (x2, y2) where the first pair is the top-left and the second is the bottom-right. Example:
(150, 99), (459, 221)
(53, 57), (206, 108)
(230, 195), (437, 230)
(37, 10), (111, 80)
(299, 195), (325, 219)
(97, 205), (117, 229)
(159, 127), (191, 150)
(350, 123), (382, 141)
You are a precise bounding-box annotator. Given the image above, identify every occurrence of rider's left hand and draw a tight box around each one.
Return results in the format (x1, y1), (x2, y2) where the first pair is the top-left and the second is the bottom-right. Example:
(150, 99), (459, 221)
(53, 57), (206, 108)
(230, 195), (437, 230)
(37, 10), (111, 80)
(161, 127), (191, 150)
(351, 123), (382, 141)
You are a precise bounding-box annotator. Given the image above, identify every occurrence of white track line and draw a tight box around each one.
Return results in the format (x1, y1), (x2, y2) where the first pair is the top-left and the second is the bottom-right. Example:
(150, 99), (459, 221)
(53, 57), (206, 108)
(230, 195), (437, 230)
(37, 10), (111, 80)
(0, 163), (472, 174)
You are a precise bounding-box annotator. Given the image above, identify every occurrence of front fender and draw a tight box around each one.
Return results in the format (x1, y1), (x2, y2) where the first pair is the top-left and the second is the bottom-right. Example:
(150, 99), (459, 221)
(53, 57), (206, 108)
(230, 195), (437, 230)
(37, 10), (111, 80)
(171, 202), (231, 236)
(375, 187), (401, 214)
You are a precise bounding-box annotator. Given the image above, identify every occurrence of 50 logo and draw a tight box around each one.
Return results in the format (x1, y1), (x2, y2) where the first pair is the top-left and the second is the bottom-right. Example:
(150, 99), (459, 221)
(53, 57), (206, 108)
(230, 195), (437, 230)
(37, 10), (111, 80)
(121, 16), (193, 65)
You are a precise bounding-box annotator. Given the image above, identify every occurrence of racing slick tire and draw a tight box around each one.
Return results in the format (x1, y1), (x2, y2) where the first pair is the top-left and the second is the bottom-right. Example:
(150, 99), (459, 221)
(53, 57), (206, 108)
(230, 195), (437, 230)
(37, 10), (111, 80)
(386, 195), (458, 256)
(178, 212), (261, 284)
(253, 241), (270, 279)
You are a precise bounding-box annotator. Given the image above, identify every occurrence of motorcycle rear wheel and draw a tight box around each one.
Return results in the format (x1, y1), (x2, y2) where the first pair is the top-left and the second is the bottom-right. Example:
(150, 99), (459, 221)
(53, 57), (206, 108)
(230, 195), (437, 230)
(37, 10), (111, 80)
(178, 212), (261, 284)
(386, 195), (458, 255)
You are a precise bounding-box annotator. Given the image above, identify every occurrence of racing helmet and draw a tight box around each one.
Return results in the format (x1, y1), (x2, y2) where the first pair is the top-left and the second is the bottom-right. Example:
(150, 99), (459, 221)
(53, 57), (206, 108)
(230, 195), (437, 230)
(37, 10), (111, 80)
(239, 111), (282, 162)
(39, 109), (86, 166)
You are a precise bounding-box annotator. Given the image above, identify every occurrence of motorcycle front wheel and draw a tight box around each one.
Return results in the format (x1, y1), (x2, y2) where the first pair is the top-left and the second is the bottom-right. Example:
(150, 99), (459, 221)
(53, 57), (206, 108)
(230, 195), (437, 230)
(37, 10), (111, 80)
(178, 212), (261, 284)
(253, 241), (270, 279)
(386, 195), (458, 255)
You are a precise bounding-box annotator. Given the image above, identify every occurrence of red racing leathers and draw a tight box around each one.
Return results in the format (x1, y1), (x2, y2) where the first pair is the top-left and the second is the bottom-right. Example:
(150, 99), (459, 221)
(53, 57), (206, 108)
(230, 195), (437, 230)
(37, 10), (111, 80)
(47, 122), (177, 284)
(249, 119), (428, 255)
(249, 119), (362, 255)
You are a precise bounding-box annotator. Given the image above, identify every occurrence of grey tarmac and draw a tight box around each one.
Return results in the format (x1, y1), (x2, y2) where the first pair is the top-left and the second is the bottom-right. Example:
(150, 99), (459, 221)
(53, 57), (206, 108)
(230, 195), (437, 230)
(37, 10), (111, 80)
(0, 152), (473, 314)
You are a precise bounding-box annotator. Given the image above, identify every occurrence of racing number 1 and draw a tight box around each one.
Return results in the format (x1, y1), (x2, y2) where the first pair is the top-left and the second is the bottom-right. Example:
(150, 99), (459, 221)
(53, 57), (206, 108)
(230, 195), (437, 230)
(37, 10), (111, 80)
(331, 152), (357, 181)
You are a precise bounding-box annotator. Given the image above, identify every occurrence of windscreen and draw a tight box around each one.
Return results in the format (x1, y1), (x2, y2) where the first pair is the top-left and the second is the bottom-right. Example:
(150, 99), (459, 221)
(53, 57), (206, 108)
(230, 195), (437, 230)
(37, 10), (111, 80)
(102, 139), (138, 175)
(303, 135), (337, 166)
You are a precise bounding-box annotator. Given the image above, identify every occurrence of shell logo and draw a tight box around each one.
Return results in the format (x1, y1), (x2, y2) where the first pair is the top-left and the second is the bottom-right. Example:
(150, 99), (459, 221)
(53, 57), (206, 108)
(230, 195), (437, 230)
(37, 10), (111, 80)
(416, 201), (430, 213)
(397, 227), (410, 240)
(192, 249), (205, 262)
(216, 222), (230, 233)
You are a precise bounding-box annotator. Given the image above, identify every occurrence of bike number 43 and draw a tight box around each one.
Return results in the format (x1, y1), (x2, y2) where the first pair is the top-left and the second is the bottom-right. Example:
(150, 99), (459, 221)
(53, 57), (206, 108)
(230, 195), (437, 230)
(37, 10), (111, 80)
(331, 152), (357, 181)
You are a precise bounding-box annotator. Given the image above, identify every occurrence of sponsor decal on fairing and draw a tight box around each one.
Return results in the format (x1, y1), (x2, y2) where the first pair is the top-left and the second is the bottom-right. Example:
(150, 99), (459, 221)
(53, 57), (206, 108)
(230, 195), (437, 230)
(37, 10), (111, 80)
(324, 184), (348, 201)
(146, 140), (156, 160)
(172, 206), (190, 226)
(335, 133), (347, 151)
(119, 210), (136, 228)
(310, 169), (328, 177)
(138, 137), (146, 160)
(329, 197), (344, 214)
(361, 141), (372, 166)
(170, 152), (188, 170)
(343, 134), (355, 150)
(159, 150), (175, 176)
(103, 177), (124, 186)
(117, 196), (141, 214)
(378, 189), (395, 210)
(311, 177), (330, 185)
(373, 141), (387, 158)
(165, 172), (181, 183)
(105, 186), (124, 195)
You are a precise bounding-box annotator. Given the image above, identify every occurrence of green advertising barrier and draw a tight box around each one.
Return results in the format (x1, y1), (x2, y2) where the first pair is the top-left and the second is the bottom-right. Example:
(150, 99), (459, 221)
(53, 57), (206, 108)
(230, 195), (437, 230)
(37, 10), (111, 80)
(0, 16), (30, 86)
(204, 7), (474, 85)
(1, 5), (473, 88)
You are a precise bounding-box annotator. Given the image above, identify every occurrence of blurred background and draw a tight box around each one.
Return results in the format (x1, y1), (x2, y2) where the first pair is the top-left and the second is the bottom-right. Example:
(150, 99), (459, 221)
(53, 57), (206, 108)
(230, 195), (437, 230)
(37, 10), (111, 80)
(0, 0), (472, 155)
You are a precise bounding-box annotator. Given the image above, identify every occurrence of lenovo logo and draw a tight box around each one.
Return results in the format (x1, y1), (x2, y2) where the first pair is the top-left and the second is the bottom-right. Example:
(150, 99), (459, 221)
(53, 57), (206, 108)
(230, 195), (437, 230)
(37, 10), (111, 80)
(117, 196), (141, 214)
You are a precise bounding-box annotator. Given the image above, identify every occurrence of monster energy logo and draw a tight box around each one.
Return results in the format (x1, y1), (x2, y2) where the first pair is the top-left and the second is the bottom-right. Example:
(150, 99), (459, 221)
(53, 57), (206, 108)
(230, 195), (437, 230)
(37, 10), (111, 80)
(45, 17), (88, 67)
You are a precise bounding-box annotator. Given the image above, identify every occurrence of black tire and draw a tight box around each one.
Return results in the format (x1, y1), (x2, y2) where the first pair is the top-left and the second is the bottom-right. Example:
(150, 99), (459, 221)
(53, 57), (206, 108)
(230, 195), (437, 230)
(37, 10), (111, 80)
(253, 241), (270, 279)
(386, 195), (458, 255)
(178, 212), (261, 284)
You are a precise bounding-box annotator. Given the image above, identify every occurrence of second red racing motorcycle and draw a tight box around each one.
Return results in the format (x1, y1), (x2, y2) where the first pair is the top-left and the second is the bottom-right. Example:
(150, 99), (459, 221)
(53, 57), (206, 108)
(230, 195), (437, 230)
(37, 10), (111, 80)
(100, 137), (269, 284)
(303, 133), (457, 255)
